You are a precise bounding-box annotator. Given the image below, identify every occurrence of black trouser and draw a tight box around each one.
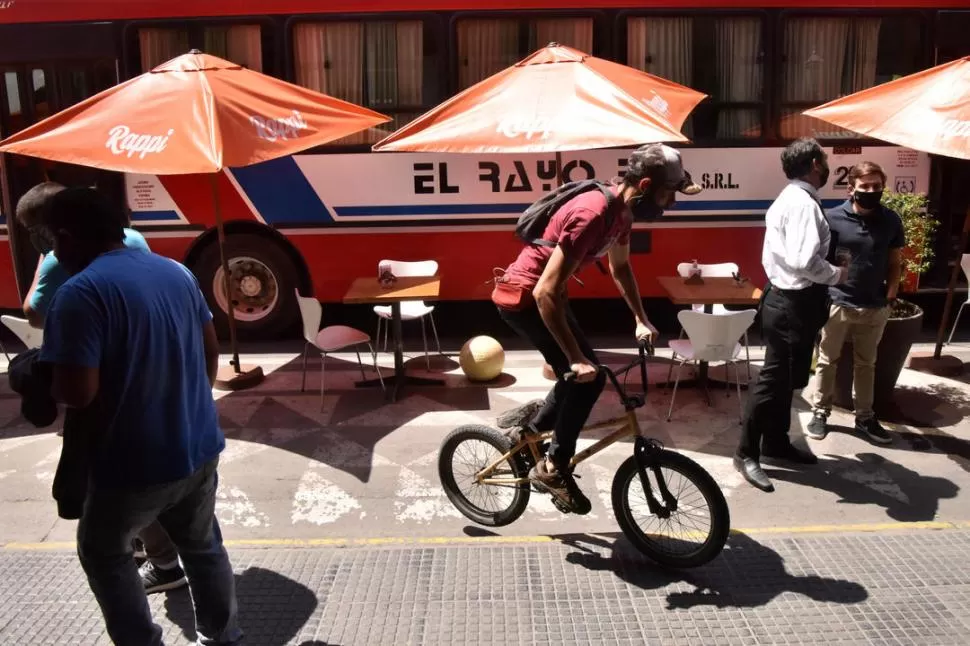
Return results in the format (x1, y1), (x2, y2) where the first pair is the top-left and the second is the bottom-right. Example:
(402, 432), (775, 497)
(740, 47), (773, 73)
(737, 283), (830, 460)
(498, 302), (606, 470)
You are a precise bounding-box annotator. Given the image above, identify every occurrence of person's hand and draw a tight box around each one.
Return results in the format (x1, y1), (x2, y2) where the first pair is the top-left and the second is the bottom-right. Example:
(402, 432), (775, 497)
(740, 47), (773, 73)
(635, 320), (658, 343)
(568, 359), (599, 383)
(836, 265), (850, 284)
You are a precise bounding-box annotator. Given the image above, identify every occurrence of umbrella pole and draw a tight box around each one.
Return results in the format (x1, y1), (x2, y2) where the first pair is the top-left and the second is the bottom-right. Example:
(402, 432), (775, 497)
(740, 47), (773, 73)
(933, 206), (970, 359)
(210, 173), (264, 390)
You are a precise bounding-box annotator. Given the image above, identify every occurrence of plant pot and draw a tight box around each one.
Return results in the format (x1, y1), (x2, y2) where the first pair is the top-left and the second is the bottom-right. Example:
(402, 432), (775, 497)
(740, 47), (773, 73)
(832, 302), (923, 417)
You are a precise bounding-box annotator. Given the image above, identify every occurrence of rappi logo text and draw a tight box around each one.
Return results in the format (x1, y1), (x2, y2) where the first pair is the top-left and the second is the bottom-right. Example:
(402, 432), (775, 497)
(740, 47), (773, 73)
(105, 126), (174, 160)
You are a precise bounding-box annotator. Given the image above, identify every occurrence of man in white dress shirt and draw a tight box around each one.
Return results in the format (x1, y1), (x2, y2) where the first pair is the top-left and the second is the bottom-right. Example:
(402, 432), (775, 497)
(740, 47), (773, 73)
(734, 138), (849, 492)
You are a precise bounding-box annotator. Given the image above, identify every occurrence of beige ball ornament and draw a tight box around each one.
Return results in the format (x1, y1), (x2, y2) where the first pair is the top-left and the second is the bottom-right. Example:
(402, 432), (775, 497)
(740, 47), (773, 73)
(459, 335), (505, 382)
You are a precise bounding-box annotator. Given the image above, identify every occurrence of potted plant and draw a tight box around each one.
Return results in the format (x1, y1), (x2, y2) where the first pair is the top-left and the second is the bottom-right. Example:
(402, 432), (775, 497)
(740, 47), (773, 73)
(832, 190), (939, 415)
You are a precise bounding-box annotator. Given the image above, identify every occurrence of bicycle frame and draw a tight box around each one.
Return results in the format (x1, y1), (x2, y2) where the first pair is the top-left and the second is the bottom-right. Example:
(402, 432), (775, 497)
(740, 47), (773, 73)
(477, 341), (652, 487)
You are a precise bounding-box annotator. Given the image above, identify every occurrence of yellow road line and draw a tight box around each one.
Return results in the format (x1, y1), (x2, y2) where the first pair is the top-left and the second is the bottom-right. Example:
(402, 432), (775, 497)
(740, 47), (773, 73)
(3, 520), (970, 551)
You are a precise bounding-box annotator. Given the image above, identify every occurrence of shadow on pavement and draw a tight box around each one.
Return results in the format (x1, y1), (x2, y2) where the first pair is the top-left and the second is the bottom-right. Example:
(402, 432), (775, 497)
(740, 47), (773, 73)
(560, 531), (869, 610)
(765, 452), (959, 522)
(462, 526), (868, 609)
(163, 566), (318, 646)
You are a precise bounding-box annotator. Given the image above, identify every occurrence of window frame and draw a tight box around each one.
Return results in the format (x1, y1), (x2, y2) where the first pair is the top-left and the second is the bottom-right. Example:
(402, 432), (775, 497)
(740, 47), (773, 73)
(120, 16), (281, 80)
(283, 11), (447, 153)
(774, 8), (932, 146)
(614, 8), (772, 148)
(448, 9), (610, 96)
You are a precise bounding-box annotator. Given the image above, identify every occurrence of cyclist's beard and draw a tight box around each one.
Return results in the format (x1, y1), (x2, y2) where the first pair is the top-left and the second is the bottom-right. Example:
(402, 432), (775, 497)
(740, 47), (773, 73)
(630, 187), (665, 221)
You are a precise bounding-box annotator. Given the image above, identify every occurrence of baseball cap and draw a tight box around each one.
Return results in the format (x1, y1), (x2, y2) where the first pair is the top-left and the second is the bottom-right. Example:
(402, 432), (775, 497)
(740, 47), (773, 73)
(626, 144), (703, 195)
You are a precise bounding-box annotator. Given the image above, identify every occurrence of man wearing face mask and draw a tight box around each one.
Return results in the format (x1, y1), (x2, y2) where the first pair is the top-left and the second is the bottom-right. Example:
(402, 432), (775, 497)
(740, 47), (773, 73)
(492, 143), (701, 513)
(734, 138), (849, 493)
(807, 161), (904, 445)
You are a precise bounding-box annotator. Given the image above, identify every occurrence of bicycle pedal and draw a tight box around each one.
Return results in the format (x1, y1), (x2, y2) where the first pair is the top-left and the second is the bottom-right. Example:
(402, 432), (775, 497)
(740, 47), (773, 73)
(551, 497), (573, 514)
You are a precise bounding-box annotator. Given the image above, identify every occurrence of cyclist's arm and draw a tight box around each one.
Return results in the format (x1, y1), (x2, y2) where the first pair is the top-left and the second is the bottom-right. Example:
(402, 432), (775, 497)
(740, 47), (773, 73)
(534, 246), (588, 364)
(607, 241), (650, 326)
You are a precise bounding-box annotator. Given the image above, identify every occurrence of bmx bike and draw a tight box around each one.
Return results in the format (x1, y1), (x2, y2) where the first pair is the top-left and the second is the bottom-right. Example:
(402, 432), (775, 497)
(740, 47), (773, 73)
(438, 340), (730, 569)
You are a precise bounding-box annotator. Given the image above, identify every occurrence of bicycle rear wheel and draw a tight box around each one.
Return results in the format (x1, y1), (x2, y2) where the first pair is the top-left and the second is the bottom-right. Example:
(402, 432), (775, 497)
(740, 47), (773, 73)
(438, 424), (531, 527)
(611, 449), (730, 568)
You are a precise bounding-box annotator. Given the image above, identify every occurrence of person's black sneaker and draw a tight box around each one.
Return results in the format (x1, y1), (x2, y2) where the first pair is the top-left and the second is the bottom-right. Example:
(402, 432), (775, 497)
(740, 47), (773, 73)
(139, 561), (188, 594)
(805, 411), (829, 441)
(529, 459), (591, 515)
(856, 416), (892, 445)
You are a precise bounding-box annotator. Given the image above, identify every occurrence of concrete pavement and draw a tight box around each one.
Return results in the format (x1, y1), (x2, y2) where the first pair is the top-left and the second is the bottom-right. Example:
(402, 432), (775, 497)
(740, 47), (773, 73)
(1, 339), (970, 644)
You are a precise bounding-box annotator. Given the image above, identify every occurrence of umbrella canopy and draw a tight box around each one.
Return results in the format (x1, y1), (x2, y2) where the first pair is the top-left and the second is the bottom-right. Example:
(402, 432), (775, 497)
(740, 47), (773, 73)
(372, 43), (706, 154)
(803, 56), (970, 161)
(0, 51), (390, 172)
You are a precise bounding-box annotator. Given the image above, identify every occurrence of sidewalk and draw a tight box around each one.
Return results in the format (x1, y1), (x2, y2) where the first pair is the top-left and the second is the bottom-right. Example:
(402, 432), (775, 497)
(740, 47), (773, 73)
(2, 526), (969, 645)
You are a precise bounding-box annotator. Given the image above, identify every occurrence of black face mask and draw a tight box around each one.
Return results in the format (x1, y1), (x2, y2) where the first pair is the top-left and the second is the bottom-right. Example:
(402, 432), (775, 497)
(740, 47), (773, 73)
(853, 190), (883, 211)
(630, 187), (666, 221)
(818, 164), (830, 189)
(28, 229), (53, 255)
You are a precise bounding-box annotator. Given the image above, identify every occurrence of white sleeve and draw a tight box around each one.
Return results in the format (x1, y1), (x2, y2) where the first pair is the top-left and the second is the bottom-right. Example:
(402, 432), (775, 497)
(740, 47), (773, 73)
(782, 204), (841, 285)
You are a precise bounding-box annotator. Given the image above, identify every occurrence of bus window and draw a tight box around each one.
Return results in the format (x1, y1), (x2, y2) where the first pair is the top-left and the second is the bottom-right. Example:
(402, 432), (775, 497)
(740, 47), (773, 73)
(3, 71), (24, 134)
(626, 15), (765, 142)
(780, 14), (924, 140)
(204, 25), (263, 72)
(30, 69), (50, 122)
(456, 17), (594, 90)
(293, 20), (431, 145)
(137, 25), (264, 74)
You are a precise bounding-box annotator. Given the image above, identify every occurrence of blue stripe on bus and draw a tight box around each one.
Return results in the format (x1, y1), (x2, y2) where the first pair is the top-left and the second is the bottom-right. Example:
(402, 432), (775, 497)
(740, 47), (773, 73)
(231, 157), (332, 224)
(332, 198), (846, 217)
(130, 210), (181, 222)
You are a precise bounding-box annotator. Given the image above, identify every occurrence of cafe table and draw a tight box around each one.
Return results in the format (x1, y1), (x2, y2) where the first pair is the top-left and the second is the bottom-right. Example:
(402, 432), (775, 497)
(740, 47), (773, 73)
(657, 276), (763, 393)
(343, 275), (443, 401)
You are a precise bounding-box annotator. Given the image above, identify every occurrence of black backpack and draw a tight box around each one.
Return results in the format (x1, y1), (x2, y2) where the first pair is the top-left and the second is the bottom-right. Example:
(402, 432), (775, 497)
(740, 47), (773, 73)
(515, 179), (619, 248)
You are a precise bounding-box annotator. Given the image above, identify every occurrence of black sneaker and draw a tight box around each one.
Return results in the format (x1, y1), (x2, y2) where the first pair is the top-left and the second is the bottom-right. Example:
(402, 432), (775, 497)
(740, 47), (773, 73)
(805, 411), (829, 441)
(856, 417), (892, 445)
(139, 561), (188, 594)
(529, 459), (591, 515)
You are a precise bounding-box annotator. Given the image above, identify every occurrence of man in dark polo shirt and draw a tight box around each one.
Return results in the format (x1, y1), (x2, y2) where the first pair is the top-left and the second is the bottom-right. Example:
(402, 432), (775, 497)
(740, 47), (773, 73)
(492, 144), (701, 514)
(807, 161), (904, 444)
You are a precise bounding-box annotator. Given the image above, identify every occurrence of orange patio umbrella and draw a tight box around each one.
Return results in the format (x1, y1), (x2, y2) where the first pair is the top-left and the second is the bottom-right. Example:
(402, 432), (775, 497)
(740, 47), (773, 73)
(372, 42), (706, 160)
(0, 50), (390, 389)
(803, 56), (970, 365)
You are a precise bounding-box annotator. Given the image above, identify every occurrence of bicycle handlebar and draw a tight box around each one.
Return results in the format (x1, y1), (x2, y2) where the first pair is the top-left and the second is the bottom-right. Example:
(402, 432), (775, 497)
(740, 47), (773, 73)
(562, 337), (654, 391)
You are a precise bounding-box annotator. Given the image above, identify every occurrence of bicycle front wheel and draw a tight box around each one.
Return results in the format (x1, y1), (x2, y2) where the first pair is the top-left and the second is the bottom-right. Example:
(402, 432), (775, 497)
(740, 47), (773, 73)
(611, 449), (730, 568)
(438, 424), (531, 527)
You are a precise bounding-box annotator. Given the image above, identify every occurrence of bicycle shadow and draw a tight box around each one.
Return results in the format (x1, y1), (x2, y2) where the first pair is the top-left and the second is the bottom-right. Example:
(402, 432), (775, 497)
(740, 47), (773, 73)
(559, 531), (868, 610)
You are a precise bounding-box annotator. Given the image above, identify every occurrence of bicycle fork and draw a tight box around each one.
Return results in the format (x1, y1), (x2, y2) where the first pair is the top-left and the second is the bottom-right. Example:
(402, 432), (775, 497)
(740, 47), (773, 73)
(633, 437), (678, 518)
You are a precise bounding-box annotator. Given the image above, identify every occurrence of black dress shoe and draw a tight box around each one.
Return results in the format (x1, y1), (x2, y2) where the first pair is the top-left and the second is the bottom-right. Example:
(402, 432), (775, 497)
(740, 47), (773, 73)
(733, 455), (774, 492)
(762, 444), (818, 465)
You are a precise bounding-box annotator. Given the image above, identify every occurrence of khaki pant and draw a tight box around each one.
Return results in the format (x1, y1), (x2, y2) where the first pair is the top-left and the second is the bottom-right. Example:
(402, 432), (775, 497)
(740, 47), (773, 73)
(811, 303), (891, 419)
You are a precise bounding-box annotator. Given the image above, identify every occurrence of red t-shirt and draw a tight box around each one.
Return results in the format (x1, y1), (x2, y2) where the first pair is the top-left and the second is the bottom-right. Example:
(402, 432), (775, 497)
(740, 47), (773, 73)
(503, 185), (632, 290)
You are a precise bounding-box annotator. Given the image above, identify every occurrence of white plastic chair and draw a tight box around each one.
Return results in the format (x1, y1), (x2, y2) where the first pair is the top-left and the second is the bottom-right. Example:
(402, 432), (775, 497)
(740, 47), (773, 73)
(373, 259), (442, 368)
(665, 309), (757, 423)
(946, 254), (970, 345)
(295, 290), (383, 406)
(676, 261), (752, 380)
(1, 315), (44, 355)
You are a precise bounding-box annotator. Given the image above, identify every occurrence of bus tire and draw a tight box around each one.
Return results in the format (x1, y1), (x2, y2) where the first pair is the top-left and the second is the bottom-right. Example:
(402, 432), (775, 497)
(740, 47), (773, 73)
(193, 233), (301, 341)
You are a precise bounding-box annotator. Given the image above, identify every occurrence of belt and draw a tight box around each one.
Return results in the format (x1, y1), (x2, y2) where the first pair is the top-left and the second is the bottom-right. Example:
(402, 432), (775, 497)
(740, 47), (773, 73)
(766, 282), (828, 298)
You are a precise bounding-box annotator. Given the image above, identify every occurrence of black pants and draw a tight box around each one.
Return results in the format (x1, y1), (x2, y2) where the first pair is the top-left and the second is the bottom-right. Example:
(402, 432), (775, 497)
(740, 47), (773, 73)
(737, 283), (830, 460)
(498, 303), (606, 470)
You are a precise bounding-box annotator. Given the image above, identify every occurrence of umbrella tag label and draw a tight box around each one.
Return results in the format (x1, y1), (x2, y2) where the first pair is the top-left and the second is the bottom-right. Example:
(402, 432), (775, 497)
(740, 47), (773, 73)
(106, 126), (174, 159)
(250, 110), (308, 142)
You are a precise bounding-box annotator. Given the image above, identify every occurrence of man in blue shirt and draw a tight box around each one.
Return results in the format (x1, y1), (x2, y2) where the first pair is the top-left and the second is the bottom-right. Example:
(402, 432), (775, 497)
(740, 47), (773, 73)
(807, 161), (905, 445)
(40, 187), (241, 646)
(16, 182), (186, 594)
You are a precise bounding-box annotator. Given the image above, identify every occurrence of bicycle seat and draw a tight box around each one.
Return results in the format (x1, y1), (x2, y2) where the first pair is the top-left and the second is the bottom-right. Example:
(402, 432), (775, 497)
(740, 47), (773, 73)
(496, 399), (544, 430)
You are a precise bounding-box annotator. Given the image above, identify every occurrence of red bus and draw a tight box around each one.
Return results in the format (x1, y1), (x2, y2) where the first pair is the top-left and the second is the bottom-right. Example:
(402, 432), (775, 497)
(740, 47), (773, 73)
(2, 1), (968, 340)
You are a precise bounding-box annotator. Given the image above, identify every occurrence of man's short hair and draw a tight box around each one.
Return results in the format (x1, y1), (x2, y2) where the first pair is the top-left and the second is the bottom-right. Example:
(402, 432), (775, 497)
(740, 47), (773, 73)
(15, 182), (65, 228)
(847, 161), (887, 188)
(780, 137), (825, 180)
(46, 187), (125, 246)
(624, 143), (702, 195)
